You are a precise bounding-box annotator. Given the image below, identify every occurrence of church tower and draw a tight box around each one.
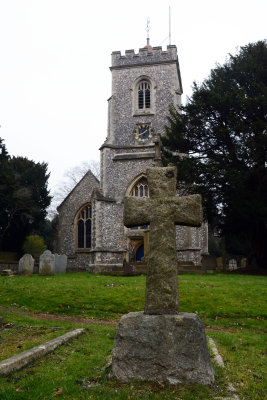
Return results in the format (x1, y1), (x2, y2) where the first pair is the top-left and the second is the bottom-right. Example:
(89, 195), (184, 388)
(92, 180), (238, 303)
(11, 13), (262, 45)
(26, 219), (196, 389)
(91, 45), (183, 270)
(57, 44), (208, 272)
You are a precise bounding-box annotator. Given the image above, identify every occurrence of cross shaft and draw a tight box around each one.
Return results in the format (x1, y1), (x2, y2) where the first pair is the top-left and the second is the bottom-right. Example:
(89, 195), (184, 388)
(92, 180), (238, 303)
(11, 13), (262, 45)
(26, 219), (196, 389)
(124, 166), (202, 314)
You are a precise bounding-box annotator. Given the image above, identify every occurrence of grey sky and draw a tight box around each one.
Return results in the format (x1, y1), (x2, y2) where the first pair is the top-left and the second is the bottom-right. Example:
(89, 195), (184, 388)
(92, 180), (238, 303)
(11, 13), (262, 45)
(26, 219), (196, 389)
(0, 0), (266, 197)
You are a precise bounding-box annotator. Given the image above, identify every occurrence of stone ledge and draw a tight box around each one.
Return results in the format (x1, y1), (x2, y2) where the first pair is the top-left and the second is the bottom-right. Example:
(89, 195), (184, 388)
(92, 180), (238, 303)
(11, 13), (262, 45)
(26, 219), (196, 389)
(99, 143), (154, 150)
(113, 152), (155, 161)
(0, 328), (85, 376)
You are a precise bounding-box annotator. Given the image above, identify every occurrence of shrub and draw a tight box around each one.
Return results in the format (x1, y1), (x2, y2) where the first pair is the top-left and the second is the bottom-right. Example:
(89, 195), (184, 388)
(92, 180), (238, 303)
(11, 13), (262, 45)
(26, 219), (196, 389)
(22, 235), (46, 258)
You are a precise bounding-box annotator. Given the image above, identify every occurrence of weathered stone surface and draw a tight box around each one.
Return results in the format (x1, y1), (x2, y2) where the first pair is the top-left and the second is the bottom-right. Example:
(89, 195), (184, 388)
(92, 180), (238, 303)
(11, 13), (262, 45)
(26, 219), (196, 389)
(110, 311), (214, 385)
(228, 259), (237, 271)
(18, 254), (34, 276)
(39, 250), (55, 275)
(0, 329), (85, 376)
(124, 166), (202, 315)
(55, 254), (67, 274)
(1, 269), (13, 276)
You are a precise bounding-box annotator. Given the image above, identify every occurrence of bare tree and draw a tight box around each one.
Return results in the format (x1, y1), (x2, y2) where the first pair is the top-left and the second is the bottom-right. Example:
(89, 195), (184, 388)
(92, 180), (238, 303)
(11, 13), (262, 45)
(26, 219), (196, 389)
(48, 160), (100, 219)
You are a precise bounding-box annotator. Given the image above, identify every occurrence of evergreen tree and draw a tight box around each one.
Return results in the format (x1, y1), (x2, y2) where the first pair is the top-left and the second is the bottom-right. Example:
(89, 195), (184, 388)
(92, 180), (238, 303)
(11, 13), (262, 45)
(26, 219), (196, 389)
(163, 41), (267, 269)
(0, 140), (51, 252)
(0, 138), (13, 248)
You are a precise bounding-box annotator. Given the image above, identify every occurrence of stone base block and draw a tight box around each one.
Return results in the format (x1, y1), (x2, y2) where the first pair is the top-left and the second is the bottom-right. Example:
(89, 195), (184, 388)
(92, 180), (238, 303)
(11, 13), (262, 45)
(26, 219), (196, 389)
(110, 311), (214, 385)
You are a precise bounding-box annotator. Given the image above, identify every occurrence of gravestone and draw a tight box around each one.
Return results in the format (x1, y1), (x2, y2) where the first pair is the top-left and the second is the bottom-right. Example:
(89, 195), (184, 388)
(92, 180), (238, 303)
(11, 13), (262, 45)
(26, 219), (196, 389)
(110, 166), (214, 384)
(228, 259), (237, 271)
(39, 250), (55, 275)
(216, 256), (224, 270)
(55, 254), (67, 274)
(241, 258), (247, 269)
(18, 254), (34, 276)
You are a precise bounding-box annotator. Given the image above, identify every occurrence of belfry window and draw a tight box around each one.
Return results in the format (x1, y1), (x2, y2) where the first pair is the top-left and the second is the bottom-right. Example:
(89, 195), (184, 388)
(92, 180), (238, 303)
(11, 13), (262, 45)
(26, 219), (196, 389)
(138, 81), (151, 110)
(76, 204), (91, 249)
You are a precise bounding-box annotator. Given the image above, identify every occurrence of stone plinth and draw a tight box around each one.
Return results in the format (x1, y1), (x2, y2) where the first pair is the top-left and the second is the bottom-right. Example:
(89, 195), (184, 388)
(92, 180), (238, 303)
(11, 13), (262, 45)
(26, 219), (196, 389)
(110, 311), (214, 385)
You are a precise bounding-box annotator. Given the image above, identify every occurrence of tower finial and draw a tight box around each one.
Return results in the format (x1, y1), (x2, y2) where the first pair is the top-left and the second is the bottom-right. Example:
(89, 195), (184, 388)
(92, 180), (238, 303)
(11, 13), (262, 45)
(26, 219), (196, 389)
(169, 6), (172, 45)
(146, 18), (151, 47)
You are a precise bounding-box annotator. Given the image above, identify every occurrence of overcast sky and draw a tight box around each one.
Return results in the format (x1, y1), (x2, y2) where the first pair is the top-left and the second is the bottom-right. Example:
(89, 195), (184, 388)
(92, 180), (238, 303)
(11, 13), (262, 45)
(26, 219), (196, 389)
(0, 0), (266, 199)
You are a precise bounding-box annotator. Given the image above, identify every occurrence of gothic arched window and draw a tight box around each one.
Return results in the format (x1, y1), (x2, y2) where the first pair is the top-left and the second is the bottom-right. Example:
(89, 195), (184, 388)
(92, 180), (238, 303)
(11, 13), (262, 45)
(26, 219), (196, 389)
(130, 177), (149, 197)
(76, 204), (92, 249)
(138, 80), (151, 110)
(130, 177), (149, 230)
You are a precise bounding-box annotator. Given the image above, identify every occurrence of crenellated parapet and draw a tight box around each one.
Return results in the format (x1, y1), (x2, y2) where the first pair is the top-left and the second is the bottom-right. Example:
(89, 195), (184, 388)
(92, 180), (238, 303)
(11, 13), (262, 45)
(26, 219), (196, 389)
(111, 45), (178, 69)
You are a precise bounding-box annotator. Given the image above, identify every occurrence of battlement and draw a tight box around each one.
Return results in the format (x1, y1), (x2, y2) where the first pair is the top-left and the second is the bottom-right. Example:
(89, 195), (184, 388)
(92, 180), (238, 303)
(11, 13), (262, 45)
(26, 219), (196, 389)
(111, 45), (178, 68)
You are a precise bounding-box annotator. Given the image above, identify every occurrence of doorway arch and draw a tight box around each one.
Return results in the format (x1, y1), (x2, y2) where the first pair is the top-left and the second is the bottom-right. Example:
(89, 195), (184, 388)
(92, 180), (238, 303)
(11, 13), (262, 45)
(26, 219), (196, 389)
(135, 244), (144, 261)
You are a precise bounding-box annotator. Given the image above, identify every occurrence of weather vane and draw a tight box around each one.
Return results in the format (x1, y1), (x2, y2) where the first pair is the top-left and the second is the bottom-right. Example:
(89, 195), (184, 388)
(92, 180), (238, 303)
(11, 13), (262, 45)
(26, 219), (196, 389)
(146, 18), (151, 46)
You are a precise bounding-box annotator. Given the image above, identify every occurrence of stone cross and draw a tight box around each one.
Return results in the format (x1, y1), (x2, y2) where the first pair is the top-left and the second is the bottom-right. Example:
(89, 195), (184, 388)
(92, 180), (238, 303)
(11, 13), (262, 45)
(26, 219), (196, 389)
(124, 166), (202, 315)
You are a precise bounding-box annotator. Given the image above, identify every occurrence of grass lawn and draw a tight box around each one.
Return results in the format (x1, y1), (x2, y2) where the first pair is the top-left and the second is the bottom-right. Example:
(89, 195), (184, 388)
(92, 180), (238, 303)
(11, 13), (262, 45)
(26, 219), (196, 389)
(0, 272), (266, 399)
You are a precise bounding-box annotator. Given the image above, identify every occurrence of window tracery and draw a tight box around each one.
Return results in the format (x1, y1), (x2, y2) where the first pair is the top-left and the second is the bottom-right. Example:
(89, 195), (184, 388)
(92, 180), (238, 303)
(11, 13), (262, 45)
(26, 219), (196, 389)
(130, 177), (149, 230)
(130, 177), (149, 197)
(76, 204), (91, 249)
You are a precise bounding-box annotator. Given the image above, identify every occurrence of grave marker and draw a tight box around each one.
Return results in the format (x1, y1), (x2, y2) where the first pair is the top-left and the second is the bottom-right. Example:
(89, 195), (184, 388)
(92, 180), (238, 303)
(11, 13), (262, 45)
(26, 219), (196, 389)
(55, 254), (67, 274)
(39, 250), (55, 275)
(111, 165), (214, 384)
(18, 254), (34, 276)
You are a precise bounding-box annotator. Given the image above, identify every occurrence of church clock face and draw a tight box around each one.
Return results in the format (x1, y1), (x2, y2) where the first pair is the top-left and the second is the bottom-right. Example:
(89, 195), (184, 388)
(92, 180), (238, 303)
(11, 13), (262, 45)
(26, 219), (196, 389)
(135, 124), (152, 143)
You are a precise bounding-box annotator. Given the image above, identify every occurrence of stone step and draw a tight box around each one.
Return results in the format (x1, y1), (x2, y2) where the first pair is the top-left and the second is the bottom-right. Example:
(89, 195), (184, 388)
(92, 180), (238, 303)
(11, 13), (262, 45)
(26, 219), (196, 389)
(98, 263), (214, 276)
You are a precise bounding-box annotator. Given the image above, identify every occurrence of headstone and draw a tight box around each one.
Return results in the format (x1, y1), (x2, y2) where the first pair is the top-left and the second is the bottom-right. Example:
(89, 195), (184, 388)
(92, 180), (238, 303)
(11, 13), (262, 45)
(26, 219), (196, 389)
(216, 257), (224, 270)
(202, 255), (217, 271)
(18, 254), (34, 276)
(228, 259), (237, 271)
(110, 166), (214, 385)
(55, 254), (67, 274)
(241, 258), (247, 269)
(39, 250), (55, 275)
(1, 269), (13, 276)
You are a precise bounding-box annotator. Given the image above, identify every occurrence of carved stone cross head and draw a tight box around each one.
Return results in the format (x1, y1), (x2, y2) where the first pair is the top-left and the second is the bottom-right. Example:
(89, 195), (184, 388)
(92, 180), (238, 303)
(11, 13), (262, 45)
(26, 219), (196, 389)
(124, 166), (202, 315)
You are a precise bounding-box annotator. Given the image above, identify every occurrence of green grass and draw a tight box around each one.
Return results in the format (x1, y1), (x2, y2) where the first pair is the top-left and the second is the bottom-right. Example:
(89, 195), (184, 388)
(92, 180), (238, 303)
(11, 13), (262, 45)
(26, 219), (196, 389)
(0, 273), (266, 399)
